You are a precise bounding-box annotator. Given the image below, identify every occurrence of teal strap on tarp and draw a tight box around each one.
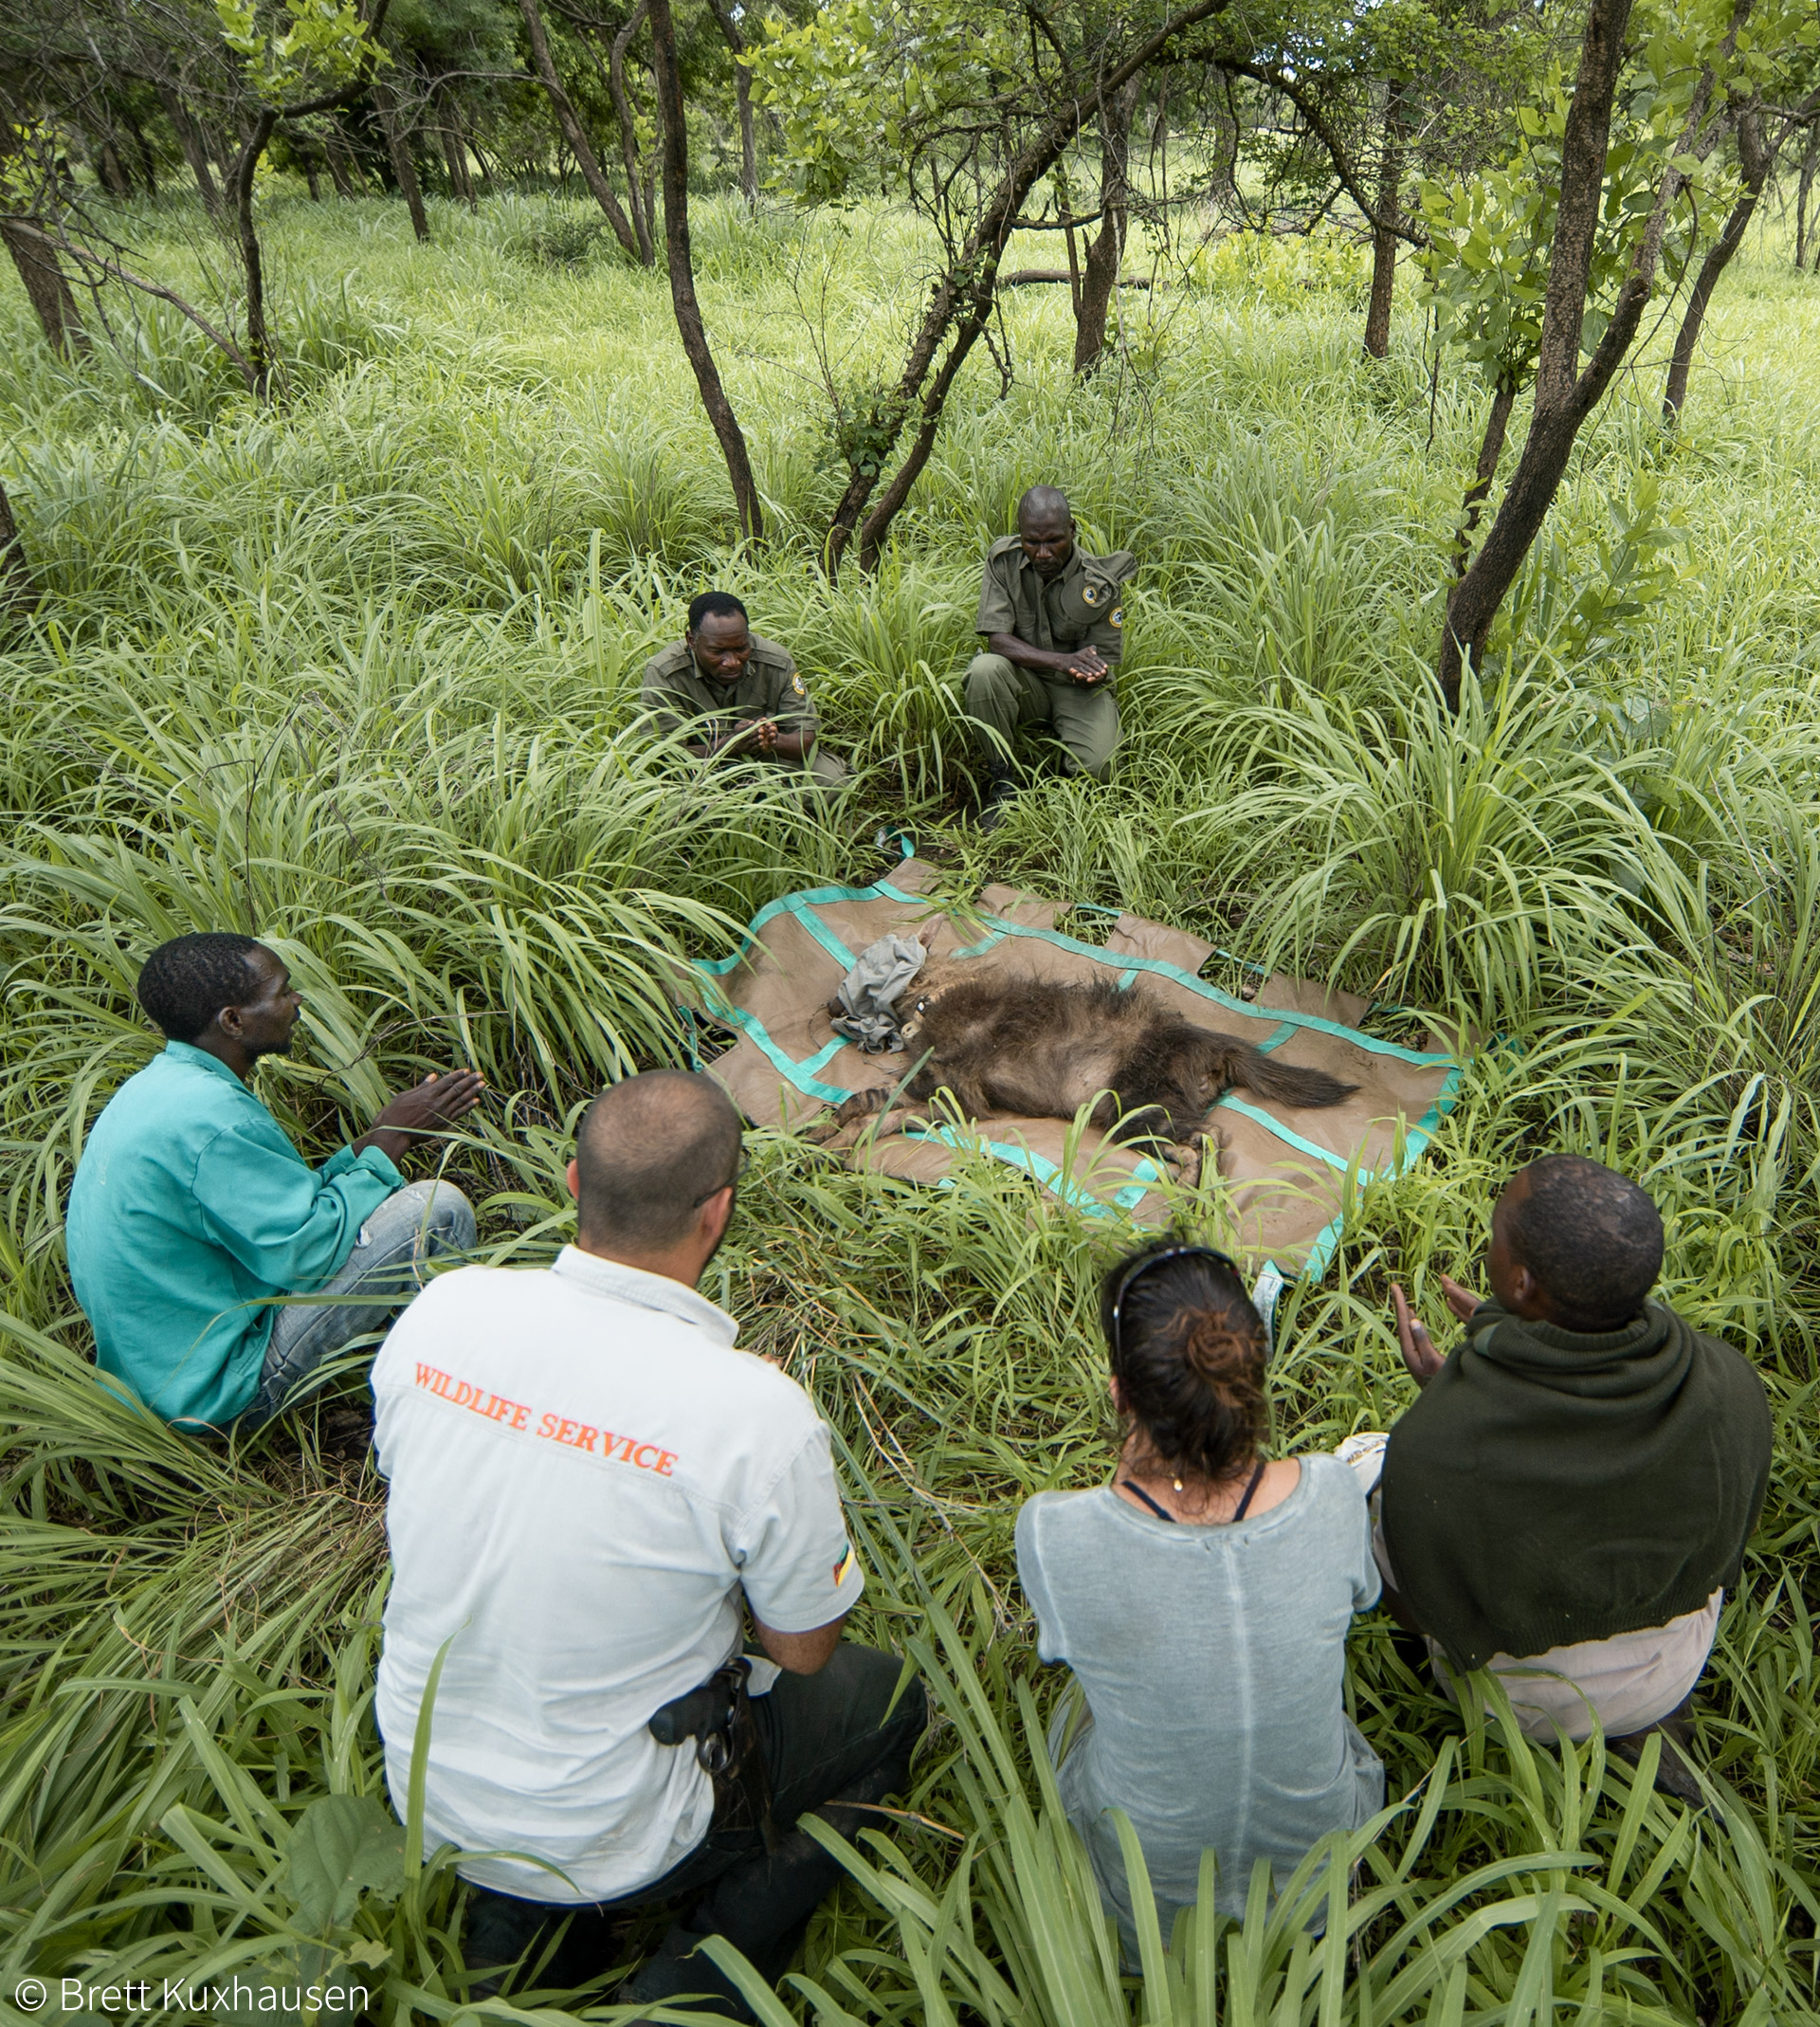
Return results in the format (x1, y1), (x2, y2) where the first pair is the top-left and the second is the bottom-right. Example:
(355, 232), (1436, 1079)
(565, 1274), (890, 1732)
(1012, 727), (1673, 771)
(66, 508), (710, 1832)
(903, 1123), (1165, 1217)
(692, 870), (1462, 1259)
(1296, 1066), (1465, 1281)
(950, 916), (1443, 1066)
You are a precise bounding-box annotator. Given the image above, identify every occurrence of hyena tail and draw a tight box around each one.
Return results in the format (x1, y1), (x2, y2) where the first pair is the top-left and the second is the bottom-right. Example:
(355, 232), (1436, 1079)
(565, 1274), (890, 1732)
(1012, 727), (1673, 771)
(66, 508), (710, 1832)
(1214, 1034), (1357, 1110)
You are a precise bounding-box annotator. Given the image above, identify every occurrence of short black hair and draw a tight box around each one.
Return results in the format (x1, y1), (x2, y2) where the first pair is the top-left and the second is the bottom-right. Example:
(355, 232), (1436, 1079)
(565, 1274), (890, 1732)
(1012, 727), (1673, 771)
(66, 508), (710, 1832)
(687, 591), (749, 633)
(136, 934), (271, 1043)
(1016, 484), (1071, 527)
(575, 1070), (743, 1250)
(1504, 1155), (1665, 1330)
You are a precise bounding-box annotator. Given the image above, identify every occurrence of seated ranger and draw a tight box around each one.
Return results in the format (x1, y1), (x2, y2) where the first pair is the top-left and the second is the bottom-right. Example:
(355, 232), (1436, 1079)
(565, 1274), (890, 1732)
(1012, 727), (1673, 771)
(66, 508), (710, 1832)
(1378, 1155), (1772, 1799)
(965, 484), (1136, 829)
(643, 591), (847, 789)
(65, 934), (481, 1435)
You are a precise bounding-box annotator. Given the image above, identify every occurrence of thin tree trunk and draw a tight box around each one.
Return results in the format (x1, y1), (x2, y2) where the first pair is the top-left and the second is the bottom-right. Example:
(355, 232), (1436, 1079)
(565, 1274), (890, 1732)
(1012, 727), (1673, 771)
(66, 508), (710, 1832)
(1664, 104), (1768, 420)
(322, 124), (360, 198)
(299, 138), (323, 200)
(1450, 379), (1517, 578)
(438, 89), (477, 206)
(155, 85), (224, 215)
(519, 0), (642, 260)
(0, 474), (30, 624)
(705, 0), (757, 205)
(1437, 0), (1746, 703)
(230, 106), (282, 398)
(1, 218), (89, 356)
(1797, 120), (1819, 268)
(648, 0), (763, 540)
(128, 118), (159, 197)
(610, 0), (656, 265)
(1075, 78), (1140, 373)
(97, 136), (134, 198)
(1364, 81), (1406, 357)
(824, 0), (1229, 575)
(373, 76), (429, 240)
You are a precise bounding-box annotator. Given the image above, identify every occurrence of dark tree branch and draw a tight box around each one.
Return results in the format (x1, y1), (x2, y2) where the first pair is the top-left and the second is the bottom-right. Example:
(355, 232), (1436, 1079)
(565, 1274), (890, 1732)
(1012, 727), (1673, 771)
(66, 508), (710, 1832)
(1438, 0), (1750, 702)
(647, 0), (763, 539)
(518, 0), (642, 260)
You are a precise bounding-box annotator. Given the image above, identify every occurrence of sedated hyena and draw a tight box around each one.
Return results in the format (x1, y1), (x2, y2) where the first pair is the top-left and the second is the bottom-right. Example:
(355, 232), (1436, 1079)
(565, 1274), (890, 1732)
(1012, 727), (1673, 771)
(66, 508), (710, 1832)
(818, 936), (1356, 1183)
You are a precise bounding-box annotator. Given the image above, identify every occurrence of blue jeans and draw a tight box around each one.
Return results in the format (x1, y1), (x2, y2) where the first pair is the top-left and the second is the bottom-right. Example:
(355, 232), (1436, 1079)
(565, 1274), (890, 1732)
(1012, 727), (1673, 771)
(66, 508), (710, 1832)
(240, 1179), (475, 1428)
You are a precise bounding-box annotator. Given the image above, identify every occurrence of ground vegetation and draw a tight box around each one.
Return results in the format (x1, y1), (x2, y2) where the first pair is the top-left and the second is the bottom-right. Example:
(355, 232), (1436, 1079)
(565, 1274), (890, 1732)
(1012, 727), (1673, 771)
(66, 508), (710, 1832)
(1, 49), (1819, 2027)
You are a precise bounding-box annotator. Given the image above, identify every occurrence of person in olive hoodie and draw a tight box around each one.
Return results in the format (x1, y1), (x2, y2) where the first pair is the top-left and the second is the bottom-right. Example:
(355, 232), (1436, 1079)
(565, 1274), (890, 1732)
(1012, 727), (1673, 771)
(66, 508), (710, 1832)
(1378, 1154), (1770, 1799)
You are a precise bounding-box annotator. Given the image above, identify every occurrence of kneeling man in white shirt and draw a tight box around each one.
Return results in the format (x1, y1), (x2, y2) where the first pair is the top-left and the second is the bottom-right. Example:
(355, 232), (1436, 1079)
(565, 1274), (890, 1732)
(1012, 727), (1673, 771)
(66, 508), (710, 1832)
(372, 1070), (926, 2015)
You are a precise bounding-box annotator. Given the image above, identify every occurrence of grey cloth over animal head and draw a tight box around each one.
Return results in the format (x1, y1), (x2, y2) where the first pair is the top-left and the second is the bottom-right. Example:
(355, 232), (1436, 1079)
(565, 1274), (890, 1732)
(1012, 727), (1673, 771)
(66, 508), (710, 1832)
(830, 934), (928, 1053)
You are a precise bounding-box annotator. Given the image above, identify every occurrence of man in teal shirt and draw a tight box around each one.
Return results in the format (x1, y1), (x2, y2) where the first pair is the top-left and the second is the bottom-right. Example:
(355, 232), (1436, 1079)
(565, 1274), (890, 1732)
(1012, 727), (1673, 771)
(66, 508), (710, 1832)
(66, 933), (484, 1434)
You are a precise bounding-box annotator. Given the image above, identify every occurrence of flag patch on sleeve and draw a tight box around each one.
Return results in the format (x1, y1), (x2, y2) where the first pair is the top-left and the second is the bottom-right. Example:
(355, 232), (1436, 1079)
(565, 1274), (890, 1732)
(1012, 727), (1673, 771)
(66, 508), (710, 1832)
(833, 1543), (858, 1586)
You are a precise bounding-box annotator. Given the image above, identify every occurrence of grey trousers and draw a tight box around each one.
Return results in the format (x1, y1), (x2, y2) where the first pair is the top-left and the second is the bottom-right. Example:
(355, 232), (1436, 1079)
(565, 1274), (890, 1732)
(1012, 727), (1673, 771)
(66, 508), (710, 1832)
(241, 1179), (476, 1428)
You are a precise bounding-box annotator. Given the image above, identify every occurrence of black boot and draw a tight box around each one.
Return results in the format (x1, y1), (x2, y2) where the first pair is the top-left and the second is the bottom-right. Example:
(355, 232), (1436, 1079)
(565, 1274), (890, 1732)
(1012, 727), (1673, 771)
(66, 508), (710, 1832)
(975, 765), (1018, 832)
(1609, 1699), (1713, 1813)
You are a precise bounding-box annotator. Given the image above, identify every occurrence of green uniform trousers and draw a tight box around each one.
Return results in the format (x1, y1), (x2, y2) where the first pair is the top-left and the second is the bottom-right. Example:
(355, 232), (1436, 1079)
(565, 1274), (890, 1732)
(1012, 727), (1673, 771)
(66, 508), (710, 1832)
(964, 653), (1120, 780)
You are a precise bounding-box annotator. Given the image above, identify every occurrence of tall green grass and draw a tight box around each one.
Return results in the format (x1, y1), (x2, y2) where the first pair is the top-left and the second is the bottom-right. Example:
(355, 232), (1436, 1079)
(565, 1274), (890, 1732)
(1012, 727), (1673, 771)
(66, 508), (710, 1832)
(2, 184), (1818, 2023)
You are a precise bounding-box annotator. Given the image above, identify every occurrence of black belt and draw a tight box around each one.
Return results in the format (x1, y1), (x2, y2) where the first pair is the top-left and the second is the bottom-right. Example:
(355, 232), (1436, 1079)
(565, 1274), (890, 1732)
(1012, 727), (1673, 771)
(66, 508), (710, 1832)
(647, 1657), (777, 1852)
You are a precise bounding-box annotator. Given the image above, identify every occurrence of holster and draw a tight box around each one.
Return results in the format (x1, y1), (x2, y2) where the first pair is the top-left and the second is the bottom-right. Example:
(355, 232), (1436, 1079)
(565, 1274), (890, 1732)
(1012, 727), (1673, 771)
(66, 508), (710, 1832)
(646, 1656), (777, 1853)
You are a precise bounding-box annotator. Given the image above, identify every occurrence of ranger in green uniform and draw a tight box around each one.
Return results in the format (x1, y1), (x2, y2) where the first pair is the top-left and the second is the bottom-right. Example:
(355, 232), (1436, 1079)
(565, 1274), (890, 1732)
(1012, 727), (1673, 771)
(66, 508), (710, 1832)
(642, 591), (847, 789)
(966, 485), (1137, 828)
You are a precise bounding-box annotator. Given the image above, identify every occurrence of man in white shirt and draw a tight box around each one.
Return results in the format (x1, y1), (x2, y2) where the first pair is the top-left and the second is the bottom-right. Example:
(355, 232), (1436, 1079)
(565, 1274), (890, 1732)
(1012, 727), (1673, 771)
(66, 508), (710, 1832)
(372, 1071), (926, 2015)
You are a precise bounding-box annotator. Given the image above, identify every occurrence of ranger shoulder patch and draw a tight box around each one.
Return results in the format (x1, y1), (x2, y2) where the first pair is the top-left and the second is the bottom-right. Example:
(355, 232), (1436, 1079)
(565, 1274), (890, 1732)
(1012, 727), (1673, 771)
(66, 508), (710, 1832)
(791, 672), (807, 695)
(1109, 606), (1123, 629)
(1082, 582), (1102, 607)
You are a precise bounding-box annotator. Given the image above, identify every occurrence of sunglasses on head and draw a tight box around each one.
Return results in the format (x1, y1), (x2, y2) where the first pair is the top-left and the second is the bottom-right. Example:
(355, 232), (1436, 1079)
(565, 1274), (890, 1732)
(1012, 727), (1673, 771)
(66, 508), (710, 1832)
(1108, 1242), (1240, 1363)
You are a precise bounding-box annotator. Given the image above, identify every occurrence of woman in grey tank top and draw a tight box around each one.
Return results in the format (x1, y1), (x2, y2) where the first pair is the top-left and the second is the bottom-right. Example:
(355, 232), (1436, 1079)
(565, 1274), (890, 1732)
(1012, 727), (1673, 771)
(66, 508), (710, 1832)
(1015, 1240), (1383, 1953)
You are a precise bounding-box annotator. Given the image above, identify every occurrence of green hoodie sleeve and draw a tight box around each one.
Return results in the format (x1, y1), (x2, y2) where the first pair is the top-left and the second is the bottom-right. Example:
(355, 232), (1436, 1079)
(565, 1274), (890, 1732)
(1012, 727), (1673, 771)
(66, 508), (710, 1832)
(191, 1119), (404, 1293)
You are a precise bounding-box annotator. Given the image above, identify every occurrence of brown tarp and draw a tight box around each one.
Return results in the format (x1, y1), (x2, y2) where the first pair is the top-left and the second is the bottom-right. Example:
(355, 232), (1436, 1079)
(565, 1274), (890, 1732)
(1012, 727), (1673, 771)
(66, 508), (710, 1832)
(696, 855), (1460, 1269)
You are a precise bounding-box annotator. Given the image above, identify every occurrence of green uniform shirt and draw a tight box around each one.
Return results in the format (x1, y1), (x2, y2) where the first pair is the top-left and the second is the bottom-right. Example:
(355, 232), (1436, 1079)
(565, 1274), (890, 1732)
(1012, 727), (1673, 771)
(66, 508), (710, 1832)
(64, 1041), (404, 1429)
(641, 634), (820, 744)
(974, 537), (1138, 664)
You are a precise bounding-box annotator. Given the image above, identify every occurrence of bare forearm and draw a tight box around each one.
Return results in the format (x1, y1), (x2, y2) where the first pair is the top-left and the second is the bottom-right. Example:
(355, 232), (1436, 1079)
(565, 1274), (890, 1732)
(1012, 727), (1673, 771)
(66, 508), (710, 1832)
(987, 630), (1071, 674)
(753, 1610), (847, 1674)
(349, 1127), (411, 1164)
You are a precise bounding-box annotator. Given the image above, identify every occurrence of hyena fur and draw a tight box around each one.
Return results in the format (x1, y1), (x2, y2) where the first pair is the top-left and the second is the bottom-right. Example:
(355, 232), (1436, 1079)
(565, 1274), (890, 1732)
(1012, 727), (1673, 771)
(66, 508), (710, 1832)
(819, 944), (1356, 1180)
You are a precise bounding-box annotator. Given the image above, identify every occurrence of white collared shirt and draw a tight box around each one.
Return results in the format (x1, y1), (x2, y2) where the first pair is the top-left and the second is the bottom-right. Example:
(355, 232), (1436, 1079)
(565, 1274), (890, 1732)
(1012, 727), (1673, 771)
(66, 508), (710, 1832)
(372, 1246), (864, 1901)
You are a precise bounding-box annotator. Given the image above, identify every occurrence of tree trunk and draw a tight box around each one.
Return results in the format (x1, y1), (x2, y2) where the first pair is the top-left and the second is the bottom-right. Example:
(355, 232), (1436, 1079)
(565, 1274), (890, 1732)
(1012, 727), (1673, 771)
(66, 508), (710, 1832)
(155, 85), (224, 215)
(128, 118), (159, 197)
(824, 0), (1230, 574)
(230, 106), (282, 399)
(648, 0), (763, 540)
(322, 124), (360, 198)
(1797, 120), (1819, 268)
(1, 219), (89, 356)
(97, 136), (134, 198)
(438, 90), (477, 206)
(518, 0), (642, 260)
(1663, 104), (1768, 420)
(1436, 0), (1741, 703)
(1075, 78), (1141, 373)
(0, 474), (30, 625)
(705, 0), (757, 205)
(1364, 81), (1407, 357)
(300, 140), (323, 200)
(1449, 378), (1517, 578)
(610, 0), (656, 265)
(373, 76), (429, 240)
